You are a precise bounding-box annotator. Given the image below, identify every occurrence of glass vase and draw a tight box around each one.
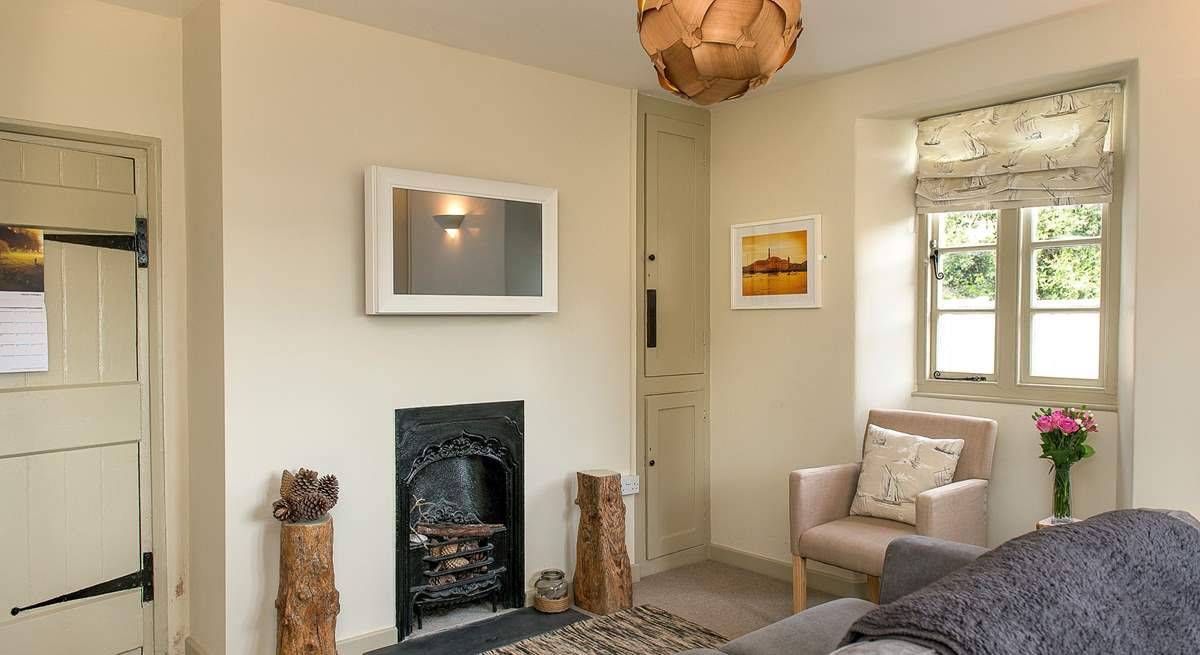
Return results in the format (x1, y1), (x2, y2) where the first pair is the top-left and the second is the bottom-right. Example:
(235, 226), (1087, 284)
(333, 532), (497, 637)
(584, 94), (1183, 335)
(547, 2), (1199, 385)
(1052, 462), (1073, 522)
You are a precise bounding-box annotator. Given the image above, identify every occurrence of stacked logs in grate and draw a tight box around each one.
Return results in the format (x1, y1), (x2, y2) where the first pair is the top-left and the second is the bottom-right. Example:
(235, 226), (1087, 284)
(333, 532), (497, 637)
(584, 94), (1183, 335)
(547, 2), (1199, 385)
(416, 523), (504, 588)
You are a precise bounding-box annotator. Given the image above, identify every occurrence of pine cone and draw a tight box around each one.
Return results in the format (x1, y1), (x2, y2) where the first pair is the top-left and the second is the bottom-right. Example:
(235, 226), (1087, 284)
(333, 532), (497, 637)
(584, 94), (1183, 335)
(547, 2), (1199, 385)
(317, 474), (339, 506)
(293, 492), (333, 522)
(273, 467), (338, 523)
(272, 498), (292, 522)
(279, 469), (295, 497)
(291, 468), (319, 496)
(431, 543), (459, 557)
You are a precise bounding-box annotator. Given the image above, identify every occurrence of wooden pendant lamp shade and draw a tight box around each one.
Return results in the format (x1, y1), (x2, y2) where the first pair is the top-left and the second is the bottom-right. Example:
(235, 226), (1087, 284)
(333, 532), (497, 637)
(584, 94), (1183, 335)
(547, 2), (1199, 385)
(636, 0), (803, 106)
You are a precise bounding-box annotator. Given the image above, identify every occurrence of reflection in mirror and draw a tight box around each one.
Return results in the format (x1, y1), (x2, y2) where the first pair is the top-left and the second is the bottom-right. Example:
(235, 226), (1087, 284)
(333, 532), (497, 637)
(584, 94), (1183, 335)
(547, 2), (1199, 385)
(392, 188), (543, 296)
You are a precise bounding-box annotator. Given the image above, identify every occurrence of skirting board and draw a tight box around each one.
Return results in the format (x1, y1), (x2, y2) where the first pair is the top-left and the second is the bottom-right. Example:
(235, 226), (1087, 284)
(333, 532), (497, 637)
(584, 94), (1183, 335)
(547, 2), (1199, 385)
(636, 543), (709, 578)
(188, 630), (393, 655)
(189, 622), (399, 654)
(337, 626), (400, 655)
(184, 636), (213, 655)
(708, 543), (867, 599)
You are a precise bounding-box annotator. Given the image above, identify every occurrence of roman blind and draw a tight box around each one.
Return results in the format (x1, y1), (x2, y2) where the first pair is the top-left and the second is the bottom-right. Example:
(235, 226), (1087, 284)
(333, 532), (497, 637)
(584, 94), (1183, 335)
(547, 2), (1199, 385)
(915, 83), (1119, 214)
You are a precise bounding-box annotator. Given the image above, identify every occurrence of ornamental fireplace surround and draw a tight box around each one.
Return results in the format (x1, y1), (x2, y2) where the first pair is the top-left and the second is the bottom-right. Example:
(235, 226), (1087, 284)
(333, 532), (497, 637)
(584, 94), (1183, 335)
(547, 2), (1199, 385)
(394, 401), (525, 639)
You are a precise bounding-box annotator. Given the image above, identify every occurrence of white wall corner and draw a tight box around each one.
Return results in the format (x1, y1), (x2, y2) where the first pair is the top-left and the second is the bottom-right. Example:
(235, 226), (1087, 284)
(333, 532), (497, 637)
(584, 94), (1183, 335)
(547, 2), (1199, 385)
(336, 626), (400, 655)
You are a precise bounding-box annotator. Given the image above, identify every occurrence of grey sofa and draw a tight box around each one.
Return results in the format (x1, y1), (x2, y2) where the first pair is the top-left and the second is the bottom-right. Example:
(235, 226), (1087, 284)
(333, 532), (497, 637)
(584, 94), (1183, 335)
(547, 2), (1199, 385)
(682, 509), (1200, 655)
(680, 536), (986, 655)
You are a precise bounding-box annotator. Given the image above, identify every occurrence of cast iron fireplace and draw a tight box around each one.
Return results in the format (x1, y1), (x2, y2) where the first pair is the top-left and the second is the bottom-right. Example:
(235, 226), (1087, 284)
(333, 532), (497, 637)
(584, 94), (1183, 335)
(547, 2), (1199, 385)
(395, 401), (524, 639)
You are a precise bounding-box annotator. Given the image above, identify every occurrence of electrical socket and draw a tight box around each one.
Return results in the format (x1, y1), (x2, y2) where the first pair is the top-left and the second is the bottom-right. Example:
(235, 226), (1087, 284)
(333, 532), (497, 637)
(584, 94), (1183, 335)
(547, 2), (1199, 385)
(621, 474), (640, 496)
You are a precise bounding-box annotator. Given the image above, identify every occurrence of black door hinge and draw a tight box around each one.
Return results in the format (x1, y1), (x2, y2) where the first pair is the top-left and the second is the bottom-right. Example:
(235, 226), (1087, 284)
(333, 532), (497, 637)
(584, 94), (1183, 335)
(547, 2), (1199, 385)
(44, 217), (149, 269)
(135, 217), (149, 269)
(141, 551), (154, 602)
(10, 551), (153, 616)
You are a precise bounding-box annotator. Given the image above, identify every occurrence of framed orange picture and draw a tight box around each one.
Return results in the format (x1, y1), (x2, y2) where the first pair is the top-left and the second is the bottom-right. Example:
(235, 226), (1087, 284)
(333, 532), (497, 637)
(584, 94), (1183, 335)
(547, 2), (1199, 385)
(730, 215), (821, 309)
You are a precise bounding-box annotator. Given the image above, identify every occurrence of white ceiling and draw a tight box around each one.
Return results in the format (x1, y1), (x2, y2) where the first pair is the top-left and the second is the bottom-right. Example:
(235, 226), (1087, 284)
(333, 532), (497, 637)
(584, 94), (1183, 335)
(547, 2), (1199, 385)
(100, 0), (1114, 96)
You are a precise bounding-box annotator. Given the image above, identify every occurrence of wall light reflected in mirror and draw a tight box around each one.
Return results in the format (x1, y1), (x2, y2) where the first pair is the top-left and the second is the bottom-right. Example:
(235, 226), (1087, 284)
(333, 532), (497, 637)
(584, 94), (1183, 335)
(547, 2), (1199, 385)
(433, 213), (465, 238)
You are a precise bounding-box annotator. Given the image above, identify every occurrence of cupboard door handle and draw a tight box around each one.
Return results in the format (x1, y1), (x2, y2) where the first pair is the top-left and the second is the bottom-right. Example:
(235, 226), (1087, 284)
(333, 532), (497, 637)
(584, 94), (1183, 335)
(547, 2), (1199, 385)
(646, 289), (657, 348)
(648, 460), (656, 467)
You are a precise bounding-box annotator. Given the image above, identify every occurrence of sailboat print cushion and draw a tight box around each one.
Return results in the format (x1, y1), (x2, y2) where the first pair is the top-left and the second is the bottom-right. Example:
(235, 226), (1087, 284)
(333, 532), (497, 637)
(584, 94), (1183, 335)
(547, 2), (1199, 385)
(850, 425), (965, 525)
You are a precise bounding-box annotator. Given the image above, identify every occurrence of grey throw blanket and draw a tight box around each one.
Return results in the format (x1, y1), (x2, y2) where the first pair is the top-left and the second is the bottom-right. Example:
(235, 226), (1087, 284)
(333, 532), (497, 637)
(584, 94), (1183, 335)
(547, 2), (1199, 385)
(842, 509), (1200, 655)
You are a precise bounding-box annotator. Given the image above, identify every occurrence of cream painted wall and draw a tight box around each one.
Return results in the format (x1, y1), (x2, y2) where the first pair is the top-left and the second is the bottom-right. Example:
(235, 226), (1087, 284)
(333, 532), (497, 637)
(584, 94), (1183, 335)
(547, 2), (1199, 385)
(211, 1), (635, 652)
(710, 0), (1200, 566)
(0, 1), (191, 651)
(852, 119), (917, 441)
(708, 89), (859, 562)
(182, 1), (224, 654)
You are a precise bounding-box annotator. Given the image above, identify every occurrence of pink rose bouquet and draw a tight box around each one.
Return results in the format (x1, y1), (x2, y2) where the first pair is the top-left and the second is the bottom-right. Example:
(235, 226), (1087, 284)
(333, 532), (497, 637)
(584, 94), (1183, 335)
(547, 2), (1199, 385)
(1032, 406), (1098, 520)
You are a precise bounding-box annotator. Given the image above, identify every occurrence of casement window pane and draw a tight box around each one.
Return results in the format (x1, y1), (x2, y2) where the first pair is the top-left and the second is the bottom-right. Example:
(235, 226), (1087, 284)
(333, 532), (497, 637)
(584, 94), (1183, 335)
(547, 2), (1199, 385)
(1031, 312), (1100, 379)
(1034, 245), (1101, 308)
(939, 250), (996, 309)
(1033, 204), (1102, 241)
(939, 211), (998, 247)
(936, 313), (995, 374)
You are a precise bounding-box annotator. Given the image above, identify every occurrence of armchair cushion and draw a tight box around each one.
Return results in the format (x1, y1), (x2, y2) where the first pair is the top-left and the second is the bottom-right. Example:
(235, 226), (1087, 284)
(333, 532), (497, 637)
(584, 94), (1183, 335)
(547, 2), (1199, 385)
(798, 515), (915, 577)
(790, 463), (861, 554)
(850, 425), (964, 525)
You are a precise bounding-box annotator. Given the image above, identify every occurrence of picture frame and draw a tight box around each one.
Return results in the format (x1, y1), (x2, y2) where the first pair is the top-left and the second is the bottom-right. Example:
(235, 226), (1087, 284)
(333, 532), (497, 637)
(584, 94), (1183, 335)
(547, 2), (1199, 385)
(730, 214), (822, 310)
(364, 165), (558, 315)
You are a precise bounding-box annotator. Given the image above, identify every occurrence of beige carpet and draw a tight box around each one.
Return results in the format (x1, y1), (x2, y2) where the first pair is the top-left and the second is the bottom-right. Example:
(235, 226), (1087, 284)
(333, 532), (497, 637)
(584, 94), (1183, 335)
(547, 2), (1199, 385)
(632, 560), (839, 640)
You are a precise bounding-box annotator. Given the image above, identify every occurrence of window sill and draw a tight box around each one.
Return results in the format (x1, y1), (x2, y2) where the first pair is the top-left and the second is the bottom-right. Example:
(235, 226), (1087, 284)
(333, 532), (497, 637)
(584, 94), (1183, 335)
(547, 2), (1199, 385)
(911, 389), (1117, 412)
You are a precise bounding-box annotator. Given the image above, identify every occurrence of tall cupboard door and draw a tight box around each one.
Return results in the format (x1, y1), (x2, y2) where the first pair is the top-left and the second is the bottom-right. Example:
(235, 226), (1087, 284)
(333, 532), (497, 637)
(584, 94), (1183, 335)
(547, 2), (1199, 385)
(644, 114), (708, 378)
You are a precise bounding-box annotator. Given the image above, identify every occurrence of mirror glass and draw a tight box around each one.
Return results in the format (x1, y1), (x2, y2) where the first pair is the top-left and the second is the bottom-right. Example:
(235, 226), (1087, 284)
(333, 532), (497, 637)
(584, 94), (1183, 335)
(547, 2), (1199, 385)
(392, 188), (543, 297)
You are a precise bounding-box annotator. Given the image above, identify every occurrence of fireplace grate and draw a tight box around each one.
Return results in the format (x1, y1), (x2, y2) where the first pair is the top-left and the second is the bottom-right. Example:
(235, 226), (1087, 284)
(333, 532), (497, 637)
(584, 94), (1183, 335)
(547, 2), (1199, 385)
(410, 527), (507, 629)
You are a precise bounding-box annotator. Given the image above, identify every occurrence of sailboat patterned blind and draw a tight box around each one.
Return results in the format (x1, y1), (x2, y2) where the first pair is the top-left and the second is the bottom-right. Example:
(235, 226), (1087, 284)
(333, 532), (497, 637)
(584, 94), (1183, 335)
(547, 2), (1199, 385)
(915, 84), (1119, 214)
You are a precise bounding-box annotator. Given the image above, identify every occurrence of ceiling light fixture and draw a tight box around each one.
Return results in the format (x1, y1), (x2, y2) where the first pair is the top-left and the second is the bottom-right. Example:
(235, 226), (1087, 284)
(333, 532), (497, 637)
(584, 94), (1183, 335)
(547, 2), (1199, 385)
(635, 0), (804, 106)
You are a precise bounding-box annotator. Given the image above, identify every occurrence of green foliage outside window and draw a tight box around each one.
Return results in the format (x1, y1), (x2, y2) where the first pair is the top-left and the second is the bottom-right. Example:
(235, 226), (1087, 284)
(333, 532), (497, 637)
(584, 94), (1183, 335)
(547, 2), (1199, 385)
(941, 211), (997, 247)
(937, 206), (1102, 305)
(942, 250), (996, 303)
(1035, 204), (1102, 240)
(940, 212), (997, 303)
(1034, 205), (1102, 303)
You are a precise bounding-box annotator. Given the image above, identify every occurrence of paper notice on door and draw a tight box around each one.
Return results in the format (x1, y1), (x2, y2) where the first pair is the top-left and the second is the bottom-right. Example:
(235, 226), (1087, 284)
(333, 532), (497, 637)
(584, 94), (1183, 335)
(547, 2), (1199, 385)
(0, 226), (49, 373)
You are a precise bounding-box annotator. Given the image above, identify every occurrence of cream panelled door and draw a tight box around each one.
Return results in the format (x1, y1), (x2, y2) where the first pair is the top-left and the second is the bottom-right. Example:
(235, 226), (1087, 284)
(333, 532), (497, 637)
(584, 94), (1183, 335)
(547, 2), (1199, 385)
(644, 115), (708, 377)
(645, 391), (708, 559)
(0, 137), (150, 655)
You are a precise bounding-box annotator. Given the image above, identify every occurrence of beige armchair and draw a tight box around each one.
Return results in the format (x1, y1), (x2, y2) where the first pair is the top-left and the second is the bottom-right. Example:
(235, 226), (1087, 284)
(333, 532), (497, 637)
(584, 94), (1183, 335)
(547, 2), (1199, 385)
(789, 409), (997, 611)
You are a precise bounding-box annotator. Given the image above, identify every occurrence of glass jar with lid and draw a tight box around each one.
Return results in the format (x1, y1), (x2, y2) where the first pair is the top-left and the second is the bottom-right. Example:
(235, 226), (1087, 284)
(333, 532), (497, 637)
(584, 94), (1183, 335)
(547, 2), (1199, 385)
(533, 569), (569, 612)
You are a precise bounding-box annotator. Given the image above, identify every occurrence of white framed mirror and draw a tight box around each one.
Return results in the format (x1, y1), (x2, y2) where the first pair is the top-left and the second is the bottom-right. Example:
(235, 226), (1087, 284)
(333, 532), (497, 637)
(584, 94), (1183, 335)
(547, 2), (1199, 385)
(364, 166), (558, 314)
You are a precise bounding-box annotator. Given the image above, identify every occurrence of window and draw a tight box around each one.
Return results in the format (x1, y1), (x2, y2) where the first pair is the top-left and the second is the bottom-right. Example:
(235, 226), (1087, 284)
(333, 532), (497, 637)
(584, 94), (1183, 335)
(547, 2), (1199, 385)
(918, 203), (1119, 406)
(914, 84), (1122, 408)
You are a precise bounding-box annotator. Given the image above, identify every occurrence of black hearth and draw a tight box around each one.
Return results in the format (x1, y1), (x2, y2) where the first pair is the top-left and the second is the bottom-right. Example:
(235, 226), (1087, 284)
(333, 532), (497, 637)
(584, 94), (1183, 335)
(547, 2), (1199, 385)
(395, 401), (524, 639)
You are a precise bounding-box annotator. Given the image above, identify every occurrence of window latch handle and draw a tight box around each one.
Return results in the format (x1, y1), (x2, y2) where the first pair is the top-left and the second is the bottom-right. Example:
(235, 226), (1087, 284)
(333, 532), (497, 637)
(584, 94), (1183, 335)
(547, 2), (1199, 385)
(929, 239), (945, 280)
(933, 371), (988, 382)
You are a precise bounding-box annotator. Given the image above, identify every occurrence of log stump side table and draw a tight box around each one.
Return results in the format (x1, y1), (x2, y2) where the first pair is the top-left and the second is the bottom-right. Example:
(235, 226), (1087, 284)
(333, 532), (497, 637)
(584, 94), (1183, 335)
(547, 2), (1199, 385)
(276, 516), (340, 655)
(573, 470), (633, 615)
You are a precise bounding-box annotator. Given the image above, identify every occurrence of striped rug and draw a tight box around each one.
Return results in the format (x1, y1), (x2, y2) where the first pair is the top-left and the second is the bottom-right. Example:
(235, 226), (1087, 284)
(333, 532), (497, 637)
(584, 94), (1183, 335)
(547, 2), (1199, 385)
(481, 605), (726, 654)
